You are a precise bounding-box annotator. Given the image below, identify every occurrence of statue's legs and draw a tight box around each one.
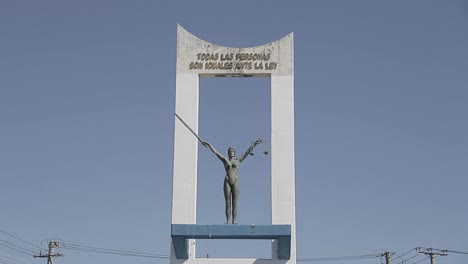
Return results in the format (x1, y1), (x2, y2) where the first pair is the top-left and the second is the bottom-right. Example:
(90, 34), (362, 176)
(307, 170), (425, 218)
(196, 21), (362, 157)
(223, 180), (231, 224)
(231, 181), (240, 224)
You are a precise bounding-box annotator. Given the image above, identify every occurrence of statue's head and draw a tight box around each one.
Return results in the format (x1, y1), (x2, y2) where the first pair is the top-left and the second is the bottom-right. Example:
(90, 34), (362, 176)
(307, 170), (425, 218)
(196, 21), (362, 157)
(228, 147), (235, 158)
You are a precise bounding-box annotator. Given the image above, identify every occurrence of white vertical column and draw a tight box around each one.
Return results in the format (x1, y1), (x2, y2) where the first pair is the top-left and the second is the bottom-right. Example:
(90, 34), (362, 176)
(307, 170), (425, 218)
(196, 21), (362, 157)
(172, 73), (199, 260)
(271, 73), (296, 264)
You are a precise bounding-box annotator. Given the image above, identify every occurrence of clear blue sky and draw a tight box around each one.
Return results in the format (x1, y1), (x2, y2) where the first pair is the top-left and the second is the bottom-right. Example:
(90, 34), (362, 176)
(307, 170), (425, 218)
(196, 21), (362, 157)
(1, 1), (467, 264)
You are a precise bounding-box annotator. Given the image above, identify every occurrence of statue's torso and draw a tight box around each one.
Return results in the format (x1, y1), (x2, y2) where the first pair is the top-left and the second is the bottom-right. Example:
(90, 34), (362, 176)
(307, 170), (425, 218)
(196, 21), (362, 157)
(224, 158), (239, 185)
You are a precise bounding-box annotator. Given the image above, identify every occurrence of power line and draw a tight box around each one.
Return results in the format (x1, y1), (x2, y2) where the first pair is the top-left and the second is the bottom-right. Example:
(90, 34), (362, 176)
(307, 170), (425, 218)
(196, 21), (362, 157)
(60, 242), (169, 259)
(63, 246), (169, 259)
(446, 249), (468, 255)
(405, 254), (421, 263)
(393, 248), (417, 261)
(0, 252), (30, 264)
(0, 242), (35, 256)
(0, 239), (37, 255)
(61, 242), (168, 257)
(298, 253), (383, 262)
(0, 259), (18, 264)
(410, 256), (429, 264)
(0, 257), (17, 264)
(0, 256), (28, 264)
(0, 254), (30, 264)
(395, 253), (421, 264)
(0, 229), (44, 252)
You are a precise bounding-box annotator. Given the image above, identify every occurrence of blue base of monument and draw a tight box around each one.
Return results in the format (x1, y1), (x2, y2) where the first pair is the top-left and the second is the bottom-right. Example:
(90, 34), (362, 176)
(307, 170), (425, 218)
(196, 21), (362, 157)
(171, 224), (291, 260)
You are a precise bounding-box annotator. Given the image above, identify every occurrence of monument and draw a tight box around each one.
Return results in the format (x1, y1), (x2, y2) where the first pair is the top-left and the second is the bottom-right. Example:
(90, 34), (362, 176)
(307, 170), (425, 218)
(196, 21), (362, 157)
(171, 25), (296, 264)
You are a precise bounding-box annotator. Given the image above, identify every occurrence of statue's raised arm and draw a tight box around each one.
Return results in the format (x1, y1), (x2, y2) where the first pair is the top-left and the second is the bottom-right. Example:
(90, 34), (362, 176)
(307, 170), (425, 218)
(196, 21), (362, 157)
(202, 141), (227, 162)
(238, 138), (263, 162)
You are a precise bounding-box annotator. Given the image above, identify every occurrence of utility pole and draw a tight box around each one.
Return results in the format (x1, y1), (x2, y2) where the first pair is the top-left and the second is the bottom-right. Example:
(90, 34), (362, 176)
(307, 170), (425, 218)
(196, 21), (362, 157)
(417, 248), (447, 264)
(34, 241), (63, 264)
(384, 252), (391, 264)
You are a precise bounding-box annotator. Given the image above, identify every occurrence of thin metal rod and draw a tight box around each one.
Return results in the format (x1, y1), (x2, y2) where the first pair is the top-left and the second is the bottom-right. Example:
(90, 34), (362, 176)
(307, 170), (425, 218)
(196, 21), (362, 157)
(175, 113), (204, 143)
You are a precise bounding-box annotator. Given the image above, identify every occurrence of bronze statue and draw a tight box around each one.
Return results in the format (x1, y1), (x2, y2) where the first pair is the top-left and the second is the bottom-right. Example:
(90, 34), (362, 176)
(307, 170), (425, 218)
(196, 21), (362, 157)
(175, 113), (262, 224)
(201, 139), (262, 224)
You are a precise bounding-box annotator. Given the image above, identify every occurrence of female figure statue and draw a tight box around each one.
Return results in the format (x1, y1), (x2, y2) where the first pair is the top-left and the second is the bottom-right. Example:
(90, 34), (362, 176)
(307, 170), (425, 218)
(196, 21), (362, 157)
(202, 139), (262, 224)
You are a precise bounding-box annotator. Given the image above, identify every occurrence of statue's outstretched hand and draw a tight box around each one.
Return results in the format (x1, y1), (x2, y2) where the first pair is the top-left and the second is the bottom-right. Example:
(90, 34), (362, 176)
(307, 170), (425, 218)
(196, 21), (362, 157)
(254, 138), (263, 145)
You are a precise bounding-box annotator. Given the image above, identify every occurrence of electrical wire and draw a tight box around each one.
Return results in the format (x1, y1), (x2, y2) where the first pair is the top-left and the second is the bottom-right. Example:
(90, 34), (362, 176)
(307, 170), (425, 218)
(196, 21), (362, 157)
(298, 253), (383, 262)
(63, 246), (168, 259)
(0, 256), (27, 264)
(0, 252), (30, 264)
(0, 242), (34, 256)
(393, 248), (417, 261)
(391, 248), (419, 264)
(391, 253), (405, 262)
(0, 229), (44, 252)
(0, 255), (30, 264)
(446, 249), (468, 255)
(61, 242), (394, 262)
(0, 259), (17, 264)
(0, 257), (15, 264)
(410, 256), (429, 264)
(34, 238), (468, 262)
(61, 242), (168, 257)
(0, 240), (37, 255)
(396, 253), (421, 264)
(60, 242), (169, 259)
